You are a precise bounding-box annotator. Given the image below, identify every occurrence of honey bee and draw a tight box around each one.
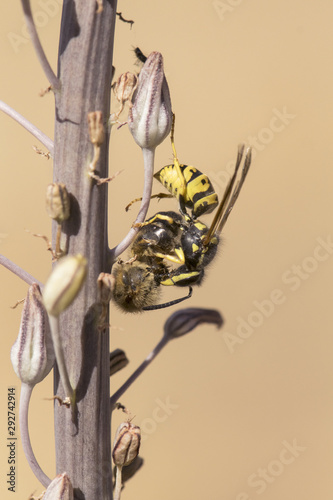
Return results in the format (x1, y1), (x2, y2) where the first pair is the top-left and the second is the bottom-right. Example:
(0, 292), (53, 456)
(112, 211), (193, 312)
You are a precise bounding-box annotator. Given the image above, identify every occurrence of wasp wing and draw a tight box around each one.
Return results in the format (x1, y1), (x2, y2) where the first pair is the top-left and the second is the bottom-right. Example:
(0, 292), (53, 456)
(203, 145), (252, 246)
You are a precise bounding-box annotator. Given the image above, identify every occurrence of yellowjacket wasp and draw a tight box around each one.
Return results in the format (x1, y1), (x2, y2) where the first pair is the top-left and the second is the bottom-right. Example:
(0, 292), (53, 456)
(112, 136), (252, 312)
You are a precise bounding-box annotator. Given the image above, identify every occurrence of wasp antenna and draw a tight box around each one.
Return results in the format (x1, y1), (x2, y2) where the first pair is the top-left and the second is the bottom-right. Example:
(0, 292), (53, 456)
(142, 287), (192, 311)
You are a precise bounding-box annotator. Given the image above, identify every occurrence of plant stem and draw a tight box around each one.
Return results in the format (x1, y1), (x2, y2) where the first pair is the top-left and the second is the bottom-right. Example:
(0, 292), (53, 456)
(0, 100), (54, 154)
(114, 466), (122, 500)
(110, 335), (169, 407)
(0, 254), (43, 288)
(20, 0), (60, 91)
(109, 146), (155, 262)
(52, 2), (117, 497)
(19, 383), (52, 487)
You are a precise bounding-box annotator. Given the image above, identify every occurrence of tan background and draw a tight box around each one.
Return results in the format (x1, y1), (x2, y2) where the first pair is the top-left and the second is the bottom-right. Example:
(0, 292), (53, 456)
(1, 1), (333, 499)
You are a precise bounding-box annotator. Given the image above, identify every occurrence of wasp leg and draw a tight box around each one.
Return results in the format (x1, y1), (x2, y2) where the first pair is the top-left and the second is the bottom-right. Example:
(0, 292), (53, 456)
(160, 266), (203, 287)
(132, 211), (179, 229)
(153, 246), (185, 265)
(125, 193), (173, 212)
(170, 113), (187, 210)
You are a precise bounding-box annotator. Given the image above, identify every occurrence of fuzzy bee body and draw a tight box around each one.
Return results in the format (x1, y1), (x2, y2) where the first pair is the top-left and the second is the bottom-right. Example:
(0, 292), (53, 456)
(112, 211), (219, 312)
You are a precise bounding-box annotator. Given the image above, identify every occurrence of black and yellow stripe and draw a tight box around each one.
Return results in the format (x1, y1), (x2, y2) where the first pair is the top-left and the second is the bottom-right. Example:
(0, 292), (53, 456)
(154, 163), (218, 218)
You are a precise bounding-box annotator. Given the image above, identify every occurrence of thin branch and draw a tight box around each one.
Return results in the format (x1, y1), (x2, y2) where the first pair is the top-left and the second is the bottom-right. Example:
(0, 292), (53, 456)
(0, 254), (43, 288)
(19, 383), (52, 487)
(0, 101), (54, 154)
(108, 147), (155, 263)
(110, 335), (169, 407)
(20, 0), (60, 91)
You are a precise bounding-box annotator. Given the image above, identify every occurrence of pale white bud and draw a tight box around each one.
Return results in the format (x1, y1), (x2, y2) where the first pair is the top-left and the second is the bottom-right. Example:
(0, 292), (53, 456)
(43, 254), (87, 316)
(128, 52), (172, 150)
(43, 473), (73, 500)
(11, 284), (55, 386)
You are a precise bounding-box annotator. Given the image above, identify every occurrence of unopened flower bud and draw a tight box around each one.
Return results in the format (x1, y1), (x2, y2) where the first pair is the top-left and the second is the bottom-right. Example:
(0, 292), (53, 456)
(114, 72), (137, 104)
(97, 272), (114, 305)
(43, 472), (73, 500)
(112, 422), (141, 467)
(110, 349), (129, 377)
(128, 52), (172, 150)
(46, 183), (70, 224)
(43, 254), (87, 316)
(164, 308), (223, 340)
(11, 284), (55, 386)
(88, 111), (105, 146)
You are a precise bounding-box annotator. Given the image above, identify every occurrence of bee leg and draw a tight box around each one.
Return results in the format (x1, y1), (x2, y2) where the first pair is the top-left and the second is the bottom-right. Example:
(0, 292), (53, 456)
(142, 287), (193, 311)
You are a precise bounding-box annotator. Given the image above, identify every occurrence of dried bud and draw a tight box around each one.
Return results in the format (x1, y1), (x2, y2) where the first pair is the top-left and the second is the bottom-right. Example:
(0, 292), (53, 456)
(88, 111), (105, 146)
(43, 472), (73, 500)
(164, 308), (223, 340)
(11, 284), (55, 386)
(110, 349), (129, 377)
(112, 422), (141, 468)
(128, 52), (172, 150)
(46, 183), (70, 224)
(114, 72), (137, 104)
(97, 272), (115, 305)
(43, 254), (87, 316)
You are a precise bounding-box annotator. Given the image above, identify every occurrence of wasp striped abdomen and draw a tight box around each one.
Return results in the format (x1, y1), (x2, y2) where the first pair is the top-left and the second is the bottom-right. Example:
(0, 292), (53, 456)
(154, 163), (218, 218)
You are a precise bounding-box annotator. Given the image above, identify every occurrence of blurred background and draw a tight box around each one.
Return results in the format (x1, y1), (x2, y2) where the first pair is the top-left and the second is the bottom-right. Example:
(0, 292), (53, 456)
(1, 1), (333, 499)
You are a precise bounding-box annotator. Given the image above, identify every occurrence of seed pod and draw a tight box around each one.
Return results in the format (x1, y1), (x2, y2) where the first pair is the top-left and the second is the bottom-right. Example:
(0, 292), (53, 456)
(112, 422), (141, 468)
(46, 183), (70, 224)
(43, 473), (73, 500)
(11, 284), (55, 386)
(163, 308), (223, 340)
(43, 254), (87, 317)
(110, 349), (129, 377)
(128, 52), (172, 150)
(114, 72), (137, 104)
(88, 110), (105, 146)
